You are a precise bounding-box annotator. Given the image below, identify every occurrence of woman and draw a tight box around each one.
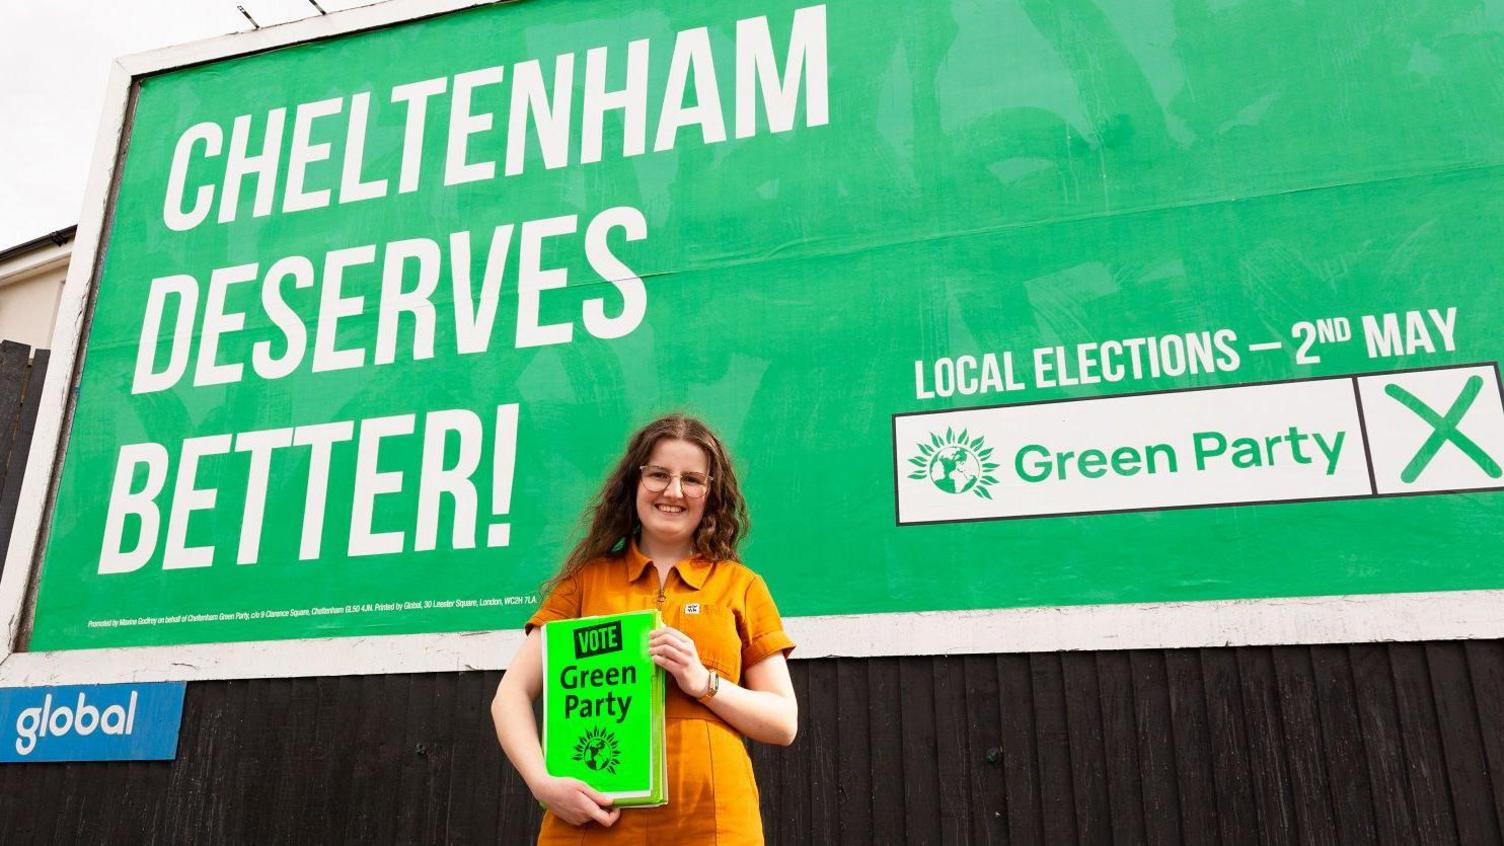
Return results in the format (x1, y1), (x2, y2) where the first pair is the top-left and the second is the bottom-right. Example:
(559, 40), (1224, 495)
(491, 414), (798, 843)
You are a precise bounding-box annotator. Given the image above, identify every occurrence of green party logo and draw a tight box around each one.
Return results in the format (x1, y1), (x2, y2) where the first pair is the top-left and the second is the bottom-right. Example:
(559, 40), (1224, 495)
(572, 726), (622, 774)
(907, 428), (999, 499)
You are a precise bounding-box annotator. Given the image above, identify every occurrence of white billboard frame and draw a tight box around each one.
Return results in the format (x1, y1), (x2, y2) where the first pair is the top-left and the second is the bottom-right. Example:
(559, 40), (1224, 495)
(3, 0), (1503, 686)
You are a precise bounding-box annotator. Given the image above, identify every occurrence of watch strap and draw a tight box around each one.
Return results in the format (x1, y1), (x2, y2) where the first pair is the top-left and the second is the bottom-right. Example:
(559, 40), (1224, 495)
(697, 669), (720, 702)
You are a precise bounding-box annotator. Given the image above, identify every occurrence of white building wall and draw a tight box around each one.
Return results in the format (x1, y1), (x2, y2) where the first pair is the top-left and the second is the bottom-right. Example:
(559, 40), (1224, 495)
(0, 237), (70, 351)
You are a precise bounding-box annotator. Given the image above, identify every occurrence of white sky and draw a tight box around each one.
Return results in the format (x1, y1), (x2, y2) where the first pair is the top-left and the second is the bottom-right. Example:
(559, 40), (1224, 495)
(0, 0), (381, 249)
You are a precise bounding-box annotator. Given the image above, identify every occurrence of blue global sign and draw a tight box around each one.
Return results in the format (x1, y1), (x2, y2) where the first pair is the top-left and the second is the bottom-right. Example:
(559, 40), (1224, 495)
(0, 682), (185, 762)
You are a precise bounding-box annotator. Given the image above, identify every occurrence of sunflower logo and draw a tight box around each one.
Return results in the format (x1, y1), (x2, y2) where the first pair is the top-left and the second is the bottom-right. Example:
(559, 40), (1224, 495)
(907, 428), (999, 499)
(572, 726), (621, 774)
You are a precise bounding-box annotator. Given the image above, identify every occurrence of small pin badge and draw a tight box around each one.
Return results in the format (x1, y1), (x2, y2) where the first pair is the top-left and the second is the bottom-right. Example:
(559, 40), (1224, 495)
(685, 603), (701, 615)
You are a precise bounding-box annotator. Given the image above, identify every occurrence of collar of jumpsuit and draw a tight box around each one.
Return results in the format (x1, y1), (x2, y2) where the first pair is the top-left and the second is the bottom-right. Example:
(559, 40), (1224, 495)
(624, 538), (711, 590)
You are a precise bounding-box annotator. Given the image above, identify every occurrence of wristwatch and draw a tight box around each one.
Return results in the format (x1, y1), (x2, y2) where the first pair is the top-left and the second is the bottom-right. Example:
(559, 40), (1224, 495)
(697, 669), (721, 703)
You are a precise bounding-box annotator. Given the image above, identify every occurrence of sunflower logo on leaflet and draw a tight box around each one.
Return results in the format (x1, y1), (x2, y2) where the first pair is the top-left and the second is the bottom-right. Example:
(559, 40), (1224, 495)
(572, 726), (622, 774)
(907, 428), (999, 499)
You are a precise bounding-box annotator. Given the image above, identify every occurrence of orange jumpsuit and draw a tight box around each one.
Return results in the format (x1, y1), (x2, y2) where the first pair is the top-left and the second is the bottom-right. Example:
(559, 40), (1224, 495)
(526, 541), (795, 845)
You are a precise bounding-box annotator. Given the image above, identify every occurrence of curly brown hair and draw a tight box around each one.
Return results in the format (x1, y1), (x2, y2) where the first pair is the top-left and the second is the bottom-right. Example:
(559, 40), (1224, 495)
(542, 414), (749, 598)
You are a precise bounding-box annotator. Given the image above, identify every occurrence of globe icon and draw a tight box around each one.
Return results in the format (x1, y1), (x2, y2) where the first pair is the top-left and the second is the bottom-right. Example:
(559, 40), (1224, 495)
(580, 735), (610, 770)
(928, 446), (981, 494)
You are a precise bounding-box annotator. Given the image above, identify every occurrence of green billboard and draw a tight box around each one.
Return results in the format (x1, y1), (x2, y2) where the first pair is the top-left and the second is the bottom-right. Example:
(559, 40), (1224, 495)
(27, 0), (1504, 651)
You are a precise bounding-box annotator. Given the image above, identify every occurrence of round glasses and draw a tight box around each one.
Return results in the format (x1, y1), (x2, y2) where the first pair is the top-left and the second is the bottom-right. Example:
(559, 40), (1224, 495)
(639, 465), (712, 498)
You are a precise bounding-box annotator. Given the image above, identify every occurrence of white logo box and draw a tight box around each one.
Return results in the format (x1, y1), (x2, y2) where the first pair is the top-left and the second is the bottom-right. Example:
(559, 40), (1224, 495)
(893, 364), (1504, 525)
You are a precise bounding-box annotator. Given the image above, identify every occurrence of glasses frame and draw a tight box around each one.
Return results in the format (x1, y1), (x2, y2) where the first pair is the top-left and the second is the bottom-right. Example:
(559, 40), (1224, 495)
(638, 464), (714, 498)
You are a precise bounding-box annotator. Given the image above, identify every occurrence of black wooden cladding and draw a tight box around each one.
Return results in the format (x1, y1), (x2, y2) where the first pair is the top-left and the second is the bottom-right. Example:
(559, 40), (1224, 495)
(0, 339), (48, 583)
(0, 644), (1500, 844)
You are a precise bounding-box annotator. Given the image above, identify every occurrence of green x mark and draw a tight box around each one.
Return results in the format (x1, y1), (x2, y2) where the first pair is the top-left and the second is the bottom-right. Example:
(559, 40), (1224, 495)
(1384, 375), (1503, 484)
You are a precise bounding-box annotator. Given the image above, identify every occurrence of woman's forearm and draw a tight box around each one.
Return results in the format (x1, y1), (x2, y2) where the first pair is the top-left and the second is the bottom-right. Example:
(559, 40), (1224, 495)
(492, 631), (551, 791)
(702, 677), (798, 746)
(650, 630), (799, 746)
(491, 682), (550, 789)
(491, 689), (545, 783)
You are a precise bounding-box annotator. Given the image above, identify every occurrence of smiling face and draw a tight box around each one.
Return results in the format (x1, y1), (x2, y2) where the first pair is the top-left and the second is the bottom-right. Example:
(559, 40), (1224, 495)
(635, 438), (712, 554)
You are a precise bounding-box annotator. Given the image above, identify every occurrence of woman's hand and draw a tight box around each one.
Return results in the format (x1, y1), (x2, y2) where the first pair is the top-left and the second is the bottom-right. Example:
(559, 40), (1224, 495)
(650, 625), (712, 698)
(530, 774), (620, 827)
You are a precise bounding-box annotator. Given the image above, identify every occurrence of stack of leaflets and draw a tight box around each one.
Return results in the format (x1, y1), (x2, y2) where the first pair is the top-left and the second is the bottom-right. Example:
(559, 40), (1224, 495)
(541, 609), (667, 807)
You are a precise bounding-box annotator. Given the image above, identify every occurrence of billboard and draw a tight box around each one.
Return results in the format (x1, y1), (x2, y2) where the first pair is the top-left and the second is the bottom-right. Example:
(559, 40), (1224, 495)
(7, 0), (1504, 671)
